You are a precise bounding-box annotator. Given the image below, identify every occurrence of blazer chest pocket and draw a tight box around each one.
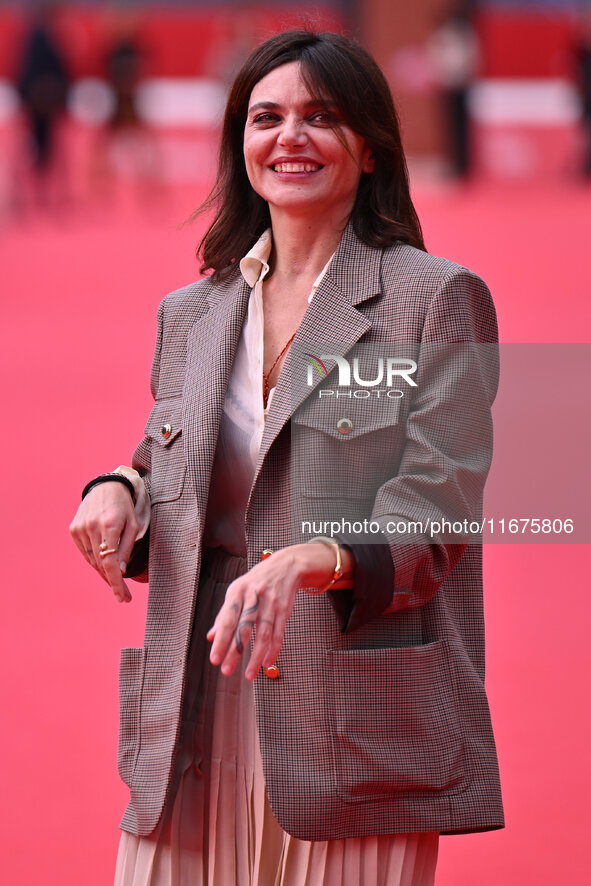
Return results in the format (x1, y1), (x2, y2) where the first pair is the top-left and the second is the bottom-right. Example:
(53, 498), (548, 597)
(117, 646), (147, 788)
(326, 640), (467, 801)
(144, 398), (186, 503)
(291, 397), (405, 502)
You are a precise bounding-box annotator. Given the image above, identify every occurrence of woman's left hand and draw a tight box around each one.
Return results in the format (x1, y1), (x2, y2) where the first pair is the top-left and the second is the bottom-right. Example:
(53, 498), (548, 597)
(207, 543), (353, 681)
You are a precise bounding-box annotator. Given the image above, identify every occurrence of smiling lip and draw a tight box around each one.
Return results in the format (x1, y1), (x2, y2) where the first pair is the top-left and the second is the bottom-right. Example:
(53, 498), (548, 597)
(271, 160), (323, 173)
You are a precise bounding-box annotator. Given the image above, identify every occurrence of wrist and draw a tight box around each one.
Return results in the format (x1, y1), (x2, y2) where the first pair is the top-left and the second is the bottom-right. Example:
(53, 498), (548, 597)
(81, 472), (137, 503)
(305, 537), (354, 594)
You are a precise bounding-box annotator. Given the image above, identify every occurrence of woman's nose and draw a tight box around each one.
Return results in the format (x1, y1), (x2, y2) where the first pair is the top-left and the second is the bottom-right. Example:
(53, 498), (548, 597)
(277, 116), (307, 146)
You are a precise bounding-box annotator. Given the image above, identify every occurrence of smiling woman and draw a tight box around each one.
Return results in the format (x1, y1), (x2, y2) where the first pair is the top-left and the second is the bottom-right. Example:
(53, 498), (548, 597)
(196, 30), (425, 281)
(70, 28), (503, 886)
(243, 62), (374, 221)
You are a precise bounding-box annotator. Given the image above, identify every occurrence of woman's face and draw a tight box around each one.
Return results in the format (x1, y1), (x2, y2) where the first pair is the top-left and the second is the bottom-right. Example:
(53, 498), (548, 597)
(243, 61), (374, 223)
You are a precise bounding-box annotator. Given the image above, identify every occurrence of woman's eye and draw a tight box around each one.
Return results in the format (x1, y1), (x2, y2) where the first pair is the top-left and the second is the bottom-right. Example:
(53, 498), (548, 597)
(252, 113), (279, 125)
(309, 110), (338, 125)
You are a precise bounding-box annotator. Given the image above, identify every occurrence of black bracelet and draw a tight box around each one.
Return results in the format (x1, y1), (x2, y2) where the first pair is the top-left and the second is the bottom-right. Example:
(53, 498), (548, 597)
(82, 473), (137, 504)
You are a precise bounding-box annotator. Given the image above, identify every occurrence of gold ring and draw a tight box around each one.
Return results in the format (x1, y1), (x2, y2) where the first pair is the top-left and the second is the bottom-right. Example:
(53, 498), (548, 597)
(99, 547), (119, 558)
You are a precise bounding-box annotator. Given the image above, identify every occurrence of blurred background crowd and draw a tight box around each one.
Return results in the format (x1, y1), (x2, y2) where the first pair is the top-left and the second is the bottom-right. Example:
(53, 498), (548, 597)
(0, 0), (590, 218)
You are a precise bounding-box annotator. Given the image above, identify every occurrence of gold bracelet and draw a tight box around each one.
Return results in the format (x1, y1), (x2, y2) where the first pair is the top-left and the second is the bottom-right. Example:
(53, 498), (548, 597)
(307, 536), (343, 594)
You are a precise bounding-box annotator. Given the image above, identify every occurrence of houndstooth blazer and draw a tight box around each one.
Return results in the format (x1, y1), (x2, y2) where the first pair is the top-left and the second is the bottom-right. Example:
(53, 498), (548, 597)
(118, 223), (504, 839)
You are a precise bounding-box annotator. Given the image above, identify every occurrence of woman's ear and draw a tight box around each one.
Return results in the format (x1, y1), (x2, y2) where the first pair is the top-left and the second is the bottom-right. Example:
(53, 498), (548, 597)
(362, 151), (375, 174)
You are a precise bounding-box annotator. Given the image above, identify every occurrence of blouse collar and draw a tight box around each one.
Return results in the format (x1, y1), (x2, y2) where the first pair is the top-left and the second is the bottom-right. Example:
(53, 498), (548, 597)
(239, 229), (272, 288)
(239, 228), (335, 302)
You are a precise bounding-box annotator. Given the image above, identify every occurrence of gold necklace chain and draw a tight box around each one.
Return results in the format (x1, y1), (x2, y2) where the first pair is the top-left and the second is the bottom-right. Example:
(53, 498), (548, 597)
(262, 331), (297, 408)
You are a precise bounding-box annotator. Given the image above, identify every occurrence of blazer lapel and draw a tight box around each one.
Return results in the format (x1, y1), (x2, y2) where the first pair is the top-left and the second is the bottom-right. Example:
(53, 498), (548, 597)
(256, 227), (383, 474)
(183, 275), (250, 516)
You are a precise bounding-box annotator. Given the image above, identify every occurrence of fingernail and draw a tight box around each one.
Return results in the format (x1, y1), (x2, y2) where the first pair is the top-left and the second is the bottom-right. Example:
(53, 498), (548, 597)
(119, 561), (127, 574)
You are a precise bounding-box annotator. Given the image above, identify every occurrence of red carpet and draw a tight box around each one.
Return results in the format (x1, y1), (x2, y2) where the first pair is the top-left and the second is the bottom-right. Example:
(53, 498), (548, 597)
(1, 172), (589, 885)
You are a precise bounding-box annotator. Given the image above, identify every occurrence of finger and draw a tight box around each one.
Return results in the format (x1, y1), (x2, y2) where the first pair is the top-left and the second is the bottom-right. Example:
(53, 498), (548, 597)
(210, 584), (261, 676)
(71, 526), (97, 569)
(254, 591), (297, 678)
(70, 516), (103, 572)
(221, 592), (259, 676)
(88, 534), (111, 584)
(266, 606), (291, 664)
(101, 548), (132, 603)
(81, 532), (104, 573)
(90, 534), (130, 603)
(244, 596), (276, 680)
(209, 587), (244, 666)
(117, 514), (139, 575)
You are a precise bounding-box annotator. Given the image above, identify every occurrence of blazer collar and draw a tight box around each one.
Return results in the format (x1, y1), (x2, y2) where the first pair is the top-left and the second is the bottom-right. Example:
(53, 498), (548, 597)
(322, 221), (383, 306)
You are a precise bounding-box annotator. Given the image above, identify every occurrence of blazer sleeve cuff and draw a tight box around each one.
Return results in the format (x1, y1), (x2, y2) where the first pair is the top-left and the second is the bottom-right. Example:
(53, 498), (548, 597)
(327, 533), (394, 633)
(124, 528), (150, 581)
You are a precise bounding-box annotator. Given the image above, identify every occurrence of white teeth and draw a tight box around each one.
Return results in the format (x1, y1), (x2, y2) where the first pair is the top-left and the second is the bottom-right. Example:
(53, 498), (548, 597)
(273, 162), (320, 173)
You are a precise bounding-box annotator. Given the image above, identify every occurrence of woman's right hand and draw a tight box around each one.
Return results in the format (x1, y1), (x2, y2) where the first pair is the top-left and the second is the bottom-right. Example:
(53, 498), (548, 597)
(69, 482), (139, 602)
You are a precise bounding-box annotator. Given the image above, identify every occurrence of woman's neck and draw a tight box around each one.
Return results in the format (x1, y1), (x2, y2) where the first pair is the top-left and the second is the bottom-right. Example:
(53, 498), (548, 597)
(267, 211), (346, 283)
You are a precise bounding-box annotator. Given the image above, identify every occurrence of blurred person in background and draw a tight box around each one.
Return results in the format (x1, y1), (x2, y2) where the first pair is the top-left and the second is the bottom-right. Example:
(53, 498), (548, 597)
(575, 4), (591, 177)
(105, 23), (142, 130)
(16, 0), (70, 209)
(428, 0), (479, 178)
(71, 29), (503, 886)
(90, 10), (162, 208)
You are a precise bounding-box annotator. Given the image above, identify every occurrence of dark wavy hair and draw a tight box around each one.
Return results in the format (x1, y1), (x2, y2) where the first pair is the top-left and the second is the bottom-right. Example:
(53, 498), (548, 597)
(197, 30), (425, 280)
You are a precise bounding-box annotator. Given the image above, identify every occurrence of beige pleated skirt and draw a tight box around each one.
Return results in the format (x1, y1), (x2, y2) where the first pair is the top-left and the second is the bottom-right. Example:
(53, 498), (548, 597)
(114, 550), (439, 886)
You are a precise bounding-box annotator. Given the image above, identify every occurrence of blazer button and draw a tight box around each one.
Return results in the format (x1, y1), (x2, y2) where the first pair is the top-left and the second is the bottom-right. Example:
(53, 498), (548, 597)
(161, 423), (172, 439)
(265, 664), (280, 679)
(261, 549), (274, 560)
(337, 418), (353, 435)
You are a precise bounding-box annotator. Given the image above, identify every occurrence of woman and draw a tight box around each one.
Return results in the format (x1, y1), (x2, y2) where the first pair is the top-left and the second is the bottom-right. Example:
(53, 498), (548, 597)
(70, 30), (503, 886)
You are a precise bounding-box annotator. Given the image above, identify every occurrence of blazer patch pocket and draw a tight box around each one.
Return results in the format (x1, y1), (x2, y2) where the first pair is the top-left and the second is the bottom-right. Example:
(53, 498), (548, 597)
(291, 398), (405, 503)
(144, 398), (186, 503)
(326, 640), (467, 802)
(117, 646), (147, 788)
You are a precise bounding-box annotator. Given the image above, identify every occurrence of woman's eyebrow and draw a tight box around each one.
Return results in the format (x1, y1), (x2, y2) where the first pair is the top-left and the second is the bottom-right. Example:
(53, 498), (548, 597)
(247, 99), (335, 113)
(248, 101), (280, 113)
